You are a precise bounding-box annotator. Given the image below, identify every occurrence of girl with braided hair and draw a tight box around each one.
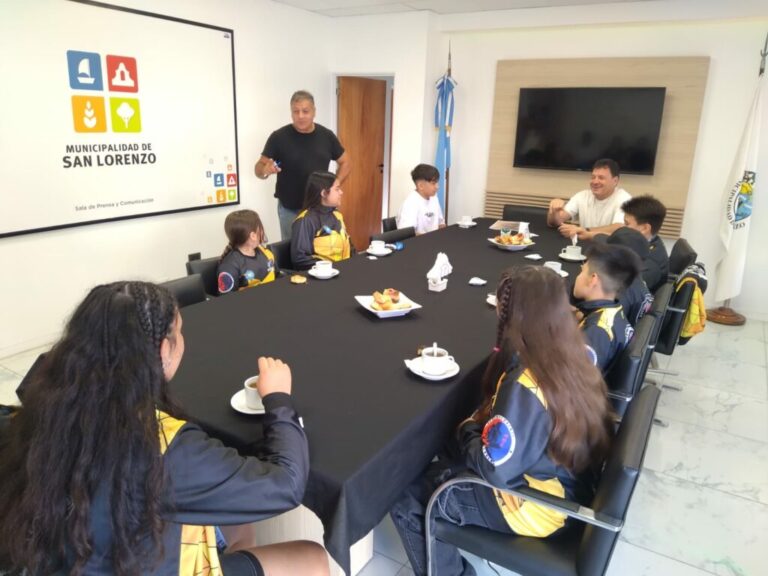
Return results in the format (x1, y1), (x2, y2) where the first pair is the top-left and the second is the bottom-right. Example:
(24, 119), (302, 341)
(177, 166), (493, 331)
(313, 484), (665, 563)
(390, 266), (613, 576)
(0, 281), (328, 576)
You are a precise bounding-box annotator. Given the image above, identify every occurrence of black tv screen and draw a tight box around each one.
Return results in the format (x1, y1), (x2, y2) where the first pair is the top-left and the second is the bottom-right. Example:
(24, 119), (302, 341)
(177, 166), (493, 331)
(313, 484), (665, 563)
(513, 87), (666, 175)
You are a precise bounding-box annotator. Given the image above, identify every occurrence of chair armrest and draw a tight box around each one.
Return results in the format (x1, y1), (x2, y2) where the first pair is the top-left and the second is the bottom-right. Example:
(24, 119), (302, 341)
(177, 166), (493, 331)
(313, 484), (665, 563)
(428, 473), (622, 533)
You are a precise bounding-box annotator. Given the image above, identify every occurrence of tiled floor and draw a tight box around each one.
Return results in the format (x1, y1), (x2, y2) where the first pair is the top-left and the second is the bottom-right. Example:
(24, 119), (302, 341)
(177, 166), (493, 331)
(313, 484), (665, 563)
(2, 321), (767, 575)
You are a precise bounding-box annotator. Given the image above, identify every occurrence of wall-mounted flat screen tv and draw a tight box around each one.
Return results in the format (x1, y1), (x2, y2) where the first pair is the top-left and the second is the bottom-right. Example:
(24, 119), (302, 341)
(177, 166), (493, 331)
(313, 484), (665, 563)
(513, 87), (666, 175)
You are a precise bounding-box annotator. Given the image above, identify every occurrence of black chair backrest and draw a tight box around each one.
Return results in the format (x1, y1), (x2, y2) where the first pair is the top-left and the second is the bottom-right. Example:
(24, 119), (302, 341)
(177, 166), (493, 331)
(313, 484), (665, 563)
(382, 216), (397, 233)
(605, 314), (655, 416)
(371, 226), (415, 244)
(267, 239), (294, 274)
(668, 238), (697, 278)
(577, 384), (661, 575)
(502, 204), (548, 227)
(186, 256), (219, 297)
(655, 278), (696, 356)
(15, 352), (47, 403)
(648, 282), (674, 348)
(161, 274), (207, 308)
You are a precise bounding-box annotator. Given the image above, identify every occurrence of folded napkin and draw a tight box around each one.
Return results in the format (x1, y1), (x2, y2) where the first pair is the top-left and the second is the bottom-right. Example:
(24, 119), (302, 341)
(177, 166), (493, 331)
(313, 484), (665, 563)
(426, 252), (453, 281)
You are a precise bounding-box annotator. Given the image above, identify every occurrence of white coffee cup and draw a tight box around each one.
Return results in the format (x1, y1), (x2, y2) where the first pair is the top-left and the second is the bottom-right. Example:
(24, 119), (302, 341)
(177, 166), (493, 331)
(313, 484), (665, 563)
(243, 375), (264, 411)
(518, 222), (530, 236)
(543, 261), (563, 274)
(370, 240), (386, 253)
(460, 215), (473, 225)
(421, 345), (455, 375)
(561, 245), (583, 259)
(312, 260), (334, 277)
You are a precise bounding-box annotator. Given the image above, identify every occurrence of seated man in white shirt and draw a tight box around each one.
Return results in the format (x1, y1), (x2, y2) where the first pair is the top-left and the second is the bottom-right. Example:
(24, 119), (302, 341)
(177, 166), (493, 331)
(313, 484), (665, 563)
(397, 164), (446, 235)
(547, 158), (631, 241)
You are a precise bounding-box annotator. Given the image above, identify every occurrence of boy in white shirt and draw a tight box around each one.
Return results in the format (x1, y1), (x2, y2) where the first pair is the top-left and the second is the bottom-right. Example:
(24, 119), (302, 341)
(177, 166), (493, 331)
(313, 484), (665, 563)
(397, 164), (446, 235)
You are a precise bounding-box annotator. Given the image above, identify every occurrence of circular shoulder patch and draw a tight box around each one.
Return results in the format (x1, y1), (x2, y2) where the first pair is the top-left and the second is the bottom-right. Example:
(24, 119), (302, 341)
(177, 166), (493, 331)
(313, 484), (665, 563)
(481, 415), (516, 466)
(218, 272), (235, 293)
(586, 344), (598, 366)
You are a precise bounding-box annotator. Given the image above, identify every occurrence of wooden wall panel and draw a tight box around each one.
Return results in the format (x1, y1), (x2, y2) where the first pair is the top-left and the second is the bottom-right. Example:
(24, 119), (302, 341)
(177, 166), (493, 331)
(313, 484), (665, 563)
(484, 57), (710, 237)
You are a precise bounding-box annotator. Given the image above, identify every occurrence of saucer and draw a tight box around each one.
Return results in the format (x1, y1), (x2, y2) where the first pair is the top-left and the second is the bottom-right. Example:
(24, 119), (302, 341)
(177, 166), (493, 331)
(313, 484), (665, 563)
(230, 389), (265, 415)
(559, 252), (586, 262)
(458, 221), (477, 229)
(367, 247), (393, 257)
(404, 357), (460, 381)
(308, 268), (340, 280)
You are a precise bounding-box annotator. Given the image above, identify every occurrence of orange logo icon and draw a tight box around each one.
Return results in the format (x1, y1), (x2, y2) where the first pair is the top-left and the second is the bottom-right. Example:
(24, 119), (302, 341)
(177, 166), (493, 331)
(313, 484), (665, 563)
(71, 96), (106, 132)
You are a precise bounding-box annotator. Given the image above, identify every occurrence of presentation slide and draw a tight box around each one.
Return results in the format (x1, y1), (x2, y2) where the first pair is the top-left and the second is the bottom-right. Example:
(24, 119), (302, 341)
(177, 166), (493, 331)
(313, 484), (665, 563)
(0, 0), (240, 238)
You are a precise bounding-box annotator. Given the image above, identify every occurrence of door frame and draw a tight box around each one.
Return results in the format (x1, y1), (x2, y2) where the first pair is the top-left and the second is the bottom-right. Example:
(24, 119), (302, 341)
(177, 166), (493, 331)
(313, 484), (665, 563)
(331, 74), (394, 223)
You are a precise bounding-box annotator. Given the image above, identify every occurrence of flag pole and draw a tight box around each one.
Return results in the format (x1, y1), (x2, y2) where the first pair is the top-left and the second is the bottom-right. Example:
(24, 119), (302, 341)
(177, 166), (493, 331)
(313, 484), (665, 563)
(445, 42), (452, 218)
(708, 32), (767, 326)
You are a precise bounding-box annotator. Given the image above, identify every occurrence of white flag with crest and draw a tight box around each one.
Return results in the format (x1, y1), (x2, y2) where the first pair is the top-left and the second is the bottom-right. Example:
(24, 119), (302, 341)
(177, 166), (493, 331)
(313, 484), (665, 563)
(714, 72), (764, 302)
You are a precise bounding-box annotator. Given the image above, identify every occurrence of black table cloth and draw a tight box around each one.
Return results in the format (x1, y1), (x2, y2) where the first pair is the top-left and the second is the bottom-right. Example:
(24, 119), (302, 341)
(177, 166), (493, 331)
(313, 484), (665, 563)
(170, 218), (582, 574)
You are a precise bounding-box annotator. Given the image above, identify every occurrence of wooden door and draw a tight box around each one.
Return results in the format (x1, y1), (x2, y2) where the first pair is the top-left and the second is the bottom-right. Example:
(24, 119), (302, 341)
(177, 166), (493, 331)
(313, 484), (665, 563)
(337, 77), (386, 251)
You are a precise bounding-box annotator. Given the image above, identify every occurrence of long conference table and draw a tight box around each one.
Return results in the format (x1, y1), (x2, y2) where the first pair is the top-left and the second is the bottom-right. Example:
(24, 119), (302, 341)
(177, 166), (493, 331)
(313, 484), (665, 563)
(170, 216), (583, 574)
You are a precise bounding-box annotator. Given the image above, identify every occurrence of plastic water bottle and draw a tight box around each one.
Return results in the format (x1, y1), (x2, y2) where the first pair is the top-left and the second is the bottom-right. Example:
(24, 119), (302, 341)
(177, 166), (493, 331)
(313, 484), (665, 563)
(386, 241), (405, 251)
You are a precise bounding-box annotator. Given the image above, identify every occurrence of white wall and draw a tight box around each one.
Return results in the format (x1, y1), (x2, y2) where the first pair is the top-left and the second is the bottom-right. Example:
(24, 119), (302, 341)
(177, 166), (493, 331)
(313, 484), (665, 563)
(432, 17), (768, 317)
(0, 0), (333, 355)
(4, 0), (768, 355)
(329, 11), (435, 218)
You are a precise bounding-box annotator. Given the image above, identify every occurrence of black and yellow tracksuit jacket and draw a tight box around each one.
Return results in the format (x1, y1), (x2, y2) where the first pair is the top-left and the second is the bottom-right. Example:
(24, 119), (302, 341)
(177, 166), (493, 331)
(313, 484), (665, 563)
(578, 299), (634, 372)
(57, 393), (308, 575)
(458, 360), (591, 537)
(290, 206), (351, 270)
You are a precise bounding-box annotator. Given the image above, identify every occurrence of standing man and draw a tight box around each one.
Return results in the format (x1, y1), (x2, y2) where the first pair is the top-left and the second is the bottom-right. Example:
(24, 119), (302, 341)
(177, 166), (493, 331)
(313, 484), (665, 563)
(547, 158), (631, 241)
(255, 91), (352, 240)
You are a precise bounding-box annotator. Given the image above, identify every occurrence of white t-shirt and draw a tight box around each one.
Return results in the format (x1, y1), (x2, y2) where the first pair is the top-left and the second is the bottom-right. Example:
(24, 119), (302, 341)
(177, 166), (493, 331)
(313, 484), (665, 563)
(397, 191), (445, 234)
(564, 188), (631, 229)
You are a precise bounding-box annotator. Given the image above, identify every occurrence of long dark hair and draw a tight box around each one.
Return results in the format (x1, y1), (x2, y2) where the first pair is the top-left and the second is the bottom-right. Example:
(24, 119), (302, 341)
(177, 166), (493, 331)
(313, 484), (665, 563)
(302, 171), (336, 211)
(0, 282), (180, 576)
(221, 209), (265, 260)
(477, 266), (612, 473)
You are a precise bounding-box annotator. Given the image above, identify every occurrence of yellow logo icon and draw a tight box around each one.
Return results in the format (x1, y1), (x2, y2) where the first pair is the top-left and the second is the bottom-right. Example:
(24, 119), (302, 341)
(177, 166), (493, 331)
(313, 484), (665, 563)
(72, 96), (106, 132)
(216, 189), (226, 203)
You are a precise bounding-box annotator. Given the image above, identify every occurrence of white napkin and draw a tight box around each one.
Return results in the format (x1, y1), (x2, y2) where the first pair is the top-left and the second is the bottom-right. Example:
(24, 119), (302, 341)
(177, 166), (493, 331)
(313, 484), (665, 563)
(426, 252), (453, 281)
(468, 277), (487, 286)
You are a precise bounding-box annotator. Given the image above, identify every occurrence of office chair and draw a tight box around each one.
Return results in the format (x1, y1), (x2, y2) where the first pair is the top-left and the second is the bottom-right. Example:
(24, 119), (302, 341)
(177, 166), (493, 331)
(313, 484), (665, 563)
(186, 256), (219, 298)
(382, 216), (398, 233)
(160, 274), (207, 308)
(668, 238), (697, 280)
(370, 226), (416, 244)
(502, 204), (548, 227)
(426, 384), (661, 576)
(267, 239), (296, 275)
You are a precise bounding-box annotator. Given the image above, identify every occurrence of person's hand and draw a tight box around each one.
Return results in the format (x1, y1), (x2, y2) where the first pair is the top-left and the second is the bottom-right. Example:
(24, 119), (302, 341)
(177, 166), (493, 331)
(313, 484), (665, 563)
(548, 198), (565, 213)
(264, 158), (281, 176)
(558, 223), (584, 239)
(256, 356), (292, 397)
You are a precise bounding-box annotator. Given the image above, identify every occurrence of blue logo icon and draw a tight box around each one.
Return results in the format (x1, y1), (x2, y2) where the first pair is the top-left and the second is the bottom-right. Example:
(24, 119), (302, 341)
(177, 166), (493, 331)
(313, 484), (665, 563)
(67, 50), (103, 91)
(213, 173), (224, 187)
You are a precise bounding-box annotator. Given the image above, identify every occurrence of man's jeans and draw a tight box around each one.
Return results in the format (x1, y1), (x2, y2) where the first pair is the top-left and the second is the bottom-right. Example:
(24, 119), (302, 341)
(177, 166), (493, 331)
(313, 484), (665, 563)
(277, 201), (300, 241)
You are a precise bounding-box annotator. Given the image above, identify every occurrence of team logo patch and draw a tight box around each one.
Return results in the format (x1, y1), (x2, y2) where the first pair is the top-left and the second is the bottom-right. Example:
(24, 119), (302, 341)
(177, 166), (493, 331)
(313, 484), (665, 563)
(244, 269), (256, 281)
(481, 415), (516, 466)
(586, 345), (598, 366)
(218, 272), (235, 293)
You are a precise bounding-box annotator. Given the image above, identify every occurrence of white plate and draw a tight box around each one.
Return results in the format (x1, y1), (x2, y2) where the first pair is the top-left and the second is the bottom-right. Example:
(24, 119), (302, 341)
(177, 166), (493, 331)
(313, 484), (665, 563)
(366, 247), (393, 257)
(230, 389), (265, 415)
(486, 294), (497, 307)
(487, 238), (536, 252)
(308, 268), (340, 280)
(354, 293), (422, 318)
(404, 357), (460, 381)
(558, 252), (586, 262)
(458, 221), (477, 228)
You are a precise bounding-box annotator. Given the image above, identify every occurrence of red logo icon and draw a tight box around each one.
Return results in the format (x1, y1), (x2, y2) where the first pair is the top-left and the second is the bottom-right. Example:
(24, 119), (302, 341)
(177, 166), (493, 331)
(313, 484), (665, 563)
(106, 55), (138, 93)
(227, 173), (237, 186)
